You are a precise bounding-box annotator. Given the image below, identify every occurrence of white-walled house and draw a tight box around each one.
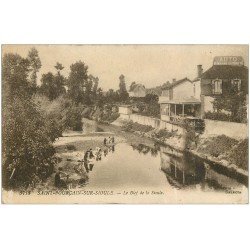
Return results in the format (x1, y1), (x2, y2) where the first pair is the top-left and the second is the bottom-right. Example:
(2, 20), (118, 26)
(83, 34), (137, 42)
(158, 69), (203, 122)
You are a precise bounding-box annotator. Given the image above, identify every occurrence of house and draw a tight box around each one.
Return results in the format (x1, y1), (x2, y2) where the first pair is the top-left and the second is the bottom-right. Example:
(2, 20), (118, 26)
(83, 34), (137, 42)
(128, 83), (146, 98)
(158, 67), (202, 122)
(200, 56), (248, 117)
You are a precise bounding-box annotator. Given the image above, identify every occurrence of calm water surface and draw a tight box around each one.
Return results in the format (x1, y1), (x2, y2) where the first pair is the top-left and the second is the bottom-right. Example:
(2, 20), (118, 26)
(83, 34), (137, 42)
(79, 118), (247, 197)
(83, 142), (247, 192)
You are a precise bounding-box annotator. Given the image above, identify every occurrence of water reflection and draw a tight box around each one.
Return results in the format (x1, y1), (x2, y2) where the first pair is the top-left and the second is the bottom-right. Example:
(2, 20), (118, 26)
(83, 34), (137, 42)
(131, 143), (160, 157)
(62, 138), (246, 193)
(160, 146), (247, 191)
(131, 143), (247, 191)
(83, 144), (115, 174)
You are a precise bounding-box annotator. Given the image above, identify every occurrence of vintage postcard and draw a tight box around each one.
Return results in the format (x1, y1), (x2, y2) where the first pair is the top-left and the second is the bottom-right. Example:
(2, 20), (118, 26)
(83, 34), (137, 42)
(1, 44), (248, 204)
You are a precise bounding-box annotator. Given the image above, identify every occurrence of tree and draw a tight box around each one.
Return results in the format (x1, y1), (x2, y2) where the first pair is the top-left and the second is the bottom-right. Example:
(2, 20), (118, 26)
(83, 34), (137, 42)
(144, 93), (159, 103)
(2, 52), (56, 189)
(212, 85), (247, 123)
(96, 87), (104, 106)
(67, 61), (88, 104)
(2, 53), (31, 97)
(40, 72), (55, 100)
(54, 62), (64, 72)
(104, 88), (119, 103)
(27, 47), (41, 90)
(143, 94), (160, 118)
(53, 62), (66, 98)
(89, 74), (99, 94)
(39, 70), (66, 101)
(119, 74), (127, 92)
(118, 74), (129, 102)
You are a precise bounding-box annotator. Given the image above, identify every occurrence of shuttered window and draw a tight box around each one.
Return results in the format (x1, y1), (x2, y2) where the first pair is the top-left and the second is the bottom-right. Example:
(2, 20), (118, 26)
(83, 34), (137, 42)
(212, 79), (222, 94)
(231, 79), (241, 91)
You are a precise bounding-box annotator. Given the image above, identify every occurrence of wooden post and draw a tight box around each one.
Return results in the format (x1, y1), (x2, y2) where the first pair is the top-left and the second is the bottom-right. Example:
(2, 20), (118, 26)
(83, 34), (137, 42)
(182, 104), (184, 117)
(174, 104), (176, 116)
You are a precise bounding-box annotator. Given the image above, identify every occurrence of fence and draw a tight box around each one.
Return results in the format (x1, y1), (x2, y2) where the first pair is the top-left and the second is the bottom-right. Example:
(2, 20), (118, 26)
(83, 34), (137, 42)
(204, 119), (248, 140)
(120, 113), (248, 140)
(121, 113), (184, 135)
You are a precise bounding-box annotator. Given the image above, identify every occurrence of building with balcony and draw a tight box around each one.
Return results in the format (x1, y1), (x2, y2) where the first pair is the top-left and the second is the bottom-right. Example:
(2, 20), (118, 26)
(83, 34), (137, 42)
(159, 67), (203, 123)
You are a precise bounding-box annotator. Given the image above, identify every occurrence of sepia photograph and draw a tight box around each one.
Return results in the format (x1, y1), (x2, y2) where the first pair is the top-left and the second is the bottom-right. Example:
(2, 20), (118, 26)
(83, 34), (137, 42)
(1, 44), (249, 204)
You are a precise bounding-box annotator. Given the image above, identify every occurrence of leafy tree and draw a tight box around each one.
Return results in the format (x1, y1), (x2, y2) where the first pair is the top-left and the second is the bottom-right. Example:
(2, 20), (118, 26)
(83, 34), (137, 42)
(27, 47), (41, 90)
(143, 94), (160, 118)
(212, 84), (247, 123)
(96, 87), (104, 106)
(118, 74), (129, 102)
(54, 62), (64, 72)
(53, 73), (66, 97)
(144, 93), (159, 103)
(2, 52), (56, 190)
(89, 75), (99, 94)
(39, 63), (66, 101)
(105, 89), (117, 103)
(67, 61), (88, 104)
(40, 72), (55, 100)
(2, 53), (31, 97)
(64, 104), (83, 131)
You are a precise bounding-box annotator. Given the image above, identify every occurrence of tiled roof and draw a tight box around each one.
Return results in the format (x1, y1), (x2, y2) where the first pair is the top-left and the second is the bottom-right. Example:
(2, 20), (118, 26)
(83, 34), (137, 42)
(162, 77), (192, 90)
(201, 65), (248, 79)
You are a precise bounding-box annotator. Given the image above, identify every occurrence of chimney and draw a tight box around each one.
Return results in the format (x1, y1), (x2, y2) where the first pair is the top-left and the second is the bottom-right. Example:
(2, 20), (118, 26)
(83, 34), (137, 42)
(197, 65), (203, 78)
(172, 78), (176, 83)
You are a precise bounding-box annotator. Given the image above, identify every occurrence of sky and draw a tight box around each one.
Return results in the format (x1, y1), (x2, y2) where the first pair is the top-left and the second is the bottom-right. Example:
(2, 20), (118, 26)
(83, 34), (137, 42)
(2, 44), (248, 91)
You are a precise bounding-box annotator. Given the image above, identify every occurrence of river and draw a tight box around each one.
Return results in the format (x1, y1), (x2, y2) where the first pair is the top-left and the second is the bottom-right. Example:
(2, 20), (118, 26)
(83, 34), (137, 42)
(53, 118), (248, 203)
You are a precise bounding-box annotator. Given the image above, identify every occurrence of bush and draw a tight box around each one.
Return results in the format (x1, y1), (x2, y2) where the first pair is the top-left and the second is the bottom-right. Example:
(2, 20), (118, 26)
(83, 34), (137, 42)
(65, 104), (83, 131)
(2, 95), (56, 189)
(228, 139), (248, 170)
(152, 129), (174, 139)
(121, 121), (154, 133)
(121, 120), (134, 132)
(205, 111), (231, 122)
(197, 135), (238, 157)
(108, 112), (120, 122)
(2, 53), (62, 189)
(34, 95), (67, 141)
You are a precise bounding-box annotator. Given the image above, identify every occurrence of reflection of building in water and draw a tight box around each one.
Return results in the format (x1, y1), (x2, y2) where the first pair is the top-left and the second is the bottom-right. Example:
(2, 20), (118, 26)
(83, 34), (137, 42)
(160, 148), (205, 189)
(160, 146), (244, 190)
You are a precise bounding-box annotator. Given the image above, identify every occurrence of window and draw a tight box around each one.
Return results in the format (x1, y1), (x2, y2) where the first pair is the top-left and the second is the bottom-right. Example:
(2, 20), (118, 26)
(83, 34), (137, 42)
(212, 79), (222, 94)
(231, 79), (241, 91)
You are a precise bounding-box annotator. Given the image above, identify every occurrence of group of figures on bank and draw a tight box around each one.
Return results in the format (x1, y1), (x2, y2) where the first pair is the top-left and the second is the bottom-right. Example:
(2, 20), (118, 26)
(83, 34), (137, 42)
(54, 136), (116, 189)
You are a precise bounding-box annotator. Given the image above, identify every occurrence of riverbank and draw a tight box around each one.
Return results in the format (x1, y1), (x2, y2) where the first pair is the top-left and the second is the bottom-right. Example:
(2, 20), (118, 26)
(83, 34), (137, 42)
(110, 118), (248, 180)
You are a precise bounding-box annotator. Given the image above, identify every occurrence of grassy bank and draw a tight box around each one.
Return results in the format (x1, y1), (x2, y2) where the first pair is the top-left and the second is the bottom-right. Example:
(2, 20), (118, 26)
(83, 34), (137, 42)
(196, 135), (248, 171)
